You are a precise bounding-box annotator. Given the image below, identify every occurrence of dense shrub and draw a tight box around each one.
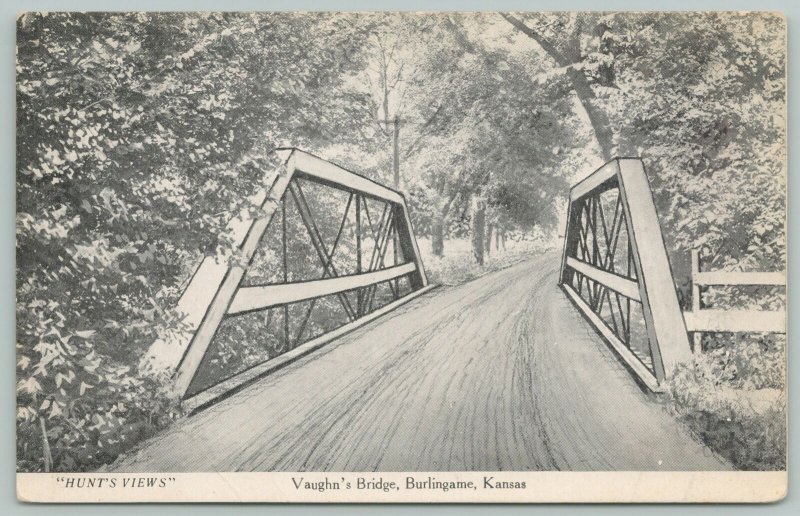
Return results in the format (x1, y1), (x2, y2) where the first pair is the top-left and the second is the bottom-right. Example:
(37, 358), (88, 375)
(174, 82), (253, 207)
(664, 336), (786, 470)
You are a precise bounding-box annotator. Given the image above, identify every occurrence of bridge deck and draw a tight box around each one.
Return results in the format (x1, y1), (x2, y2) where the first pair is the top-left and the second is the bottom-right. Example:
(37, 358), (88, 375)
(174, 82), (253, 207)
(112, 253), (728, 472)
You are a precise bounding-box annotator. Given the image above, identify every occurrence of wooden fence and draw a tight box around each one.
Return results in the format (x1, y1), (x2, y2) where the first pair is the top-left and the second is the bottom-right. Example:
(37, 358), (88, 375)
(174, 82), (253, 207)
(684, 249), (786, 350)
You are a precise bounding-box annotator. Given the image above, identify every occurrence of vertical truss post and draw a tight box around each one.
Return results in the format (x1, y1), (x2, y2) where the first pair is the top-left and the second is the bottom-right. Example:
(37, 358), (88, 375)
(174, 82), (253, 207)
(392, 201), (427, 290)
(282, 196), (289, 351)
(393, 229), (399, 296)
(559, 198), (581, 286)
(356, 194), (362, 316)
(691, 248), (702, 351)
(626, 240), (632, 347)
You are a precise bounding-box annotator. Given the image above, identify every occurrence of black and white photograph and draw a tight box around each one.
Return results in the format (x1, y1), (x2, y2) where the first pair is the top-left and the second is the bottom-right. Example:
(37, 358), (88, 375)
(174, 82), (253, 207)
(15, 10), (787, 502)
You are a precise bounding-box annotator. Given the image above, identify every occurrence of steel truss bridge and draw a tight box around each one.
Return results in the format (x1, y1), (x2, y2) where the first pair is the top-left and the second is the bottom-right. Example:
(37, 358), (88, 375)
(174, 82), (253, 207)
(122, 150), (783, 472)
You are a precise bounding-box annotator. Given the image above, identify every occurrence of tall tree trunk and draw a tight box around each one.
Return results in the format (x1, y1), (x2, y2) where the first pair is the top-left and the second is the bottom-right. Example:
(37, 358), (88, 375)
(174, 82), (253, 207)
(565, 68), (614, 161)
(485, 223), (494, 257)
(432, 189), (459, 257)
(39, 417), (52, 472)
(499, 13), (614, 161)
(471, 197), (486, 266)
(431, 213), (445, 257)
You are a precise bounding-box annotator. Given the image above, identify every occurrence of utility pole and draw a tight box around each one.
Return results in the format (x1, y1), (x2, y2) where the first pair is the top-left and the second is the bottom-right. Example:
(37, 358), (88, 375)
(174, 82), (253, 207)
(378, 114), (402, 289)
(392, 114), (400, 188)
(378, 114), (403, 188)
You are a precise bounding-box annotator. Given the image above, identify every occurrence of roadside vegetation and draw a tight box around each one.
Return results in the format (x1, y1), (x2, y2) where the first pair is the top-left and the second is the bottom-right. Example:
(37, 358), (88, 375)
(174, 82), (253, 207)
(420, 234), (554, 287)
(665, 333), (786, 470)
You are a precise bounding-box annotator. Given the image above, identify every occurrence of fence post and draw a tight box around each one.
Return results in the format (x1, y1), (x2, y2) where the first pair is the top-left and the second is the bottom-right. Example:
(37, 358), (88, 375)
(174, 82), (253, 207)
(691, 249), (702, 352)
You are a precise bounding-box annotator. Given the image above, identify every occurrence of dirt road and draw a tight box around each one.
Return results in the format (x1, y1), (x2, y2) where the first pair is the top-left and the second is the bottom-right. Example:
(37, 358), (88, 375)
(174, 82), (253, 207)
(113, 252), (728, 471)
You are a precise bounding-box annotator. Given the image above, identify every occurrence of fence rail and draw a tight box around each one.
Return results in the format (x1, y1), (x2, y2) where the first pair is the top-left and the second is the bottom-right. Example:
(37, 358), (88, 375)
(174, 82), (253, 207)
(686, 249), (786, 348)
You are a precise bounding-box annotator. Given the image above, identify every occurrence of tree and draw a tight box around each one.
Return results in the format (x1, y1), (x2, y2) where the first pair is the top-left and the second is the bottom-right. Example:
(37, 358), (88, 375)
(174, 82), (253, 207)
(500, 12), (615, 161)
(16, 12), (374, 472)
(397, 14), (577, 261)
(500, 12), (785, 278)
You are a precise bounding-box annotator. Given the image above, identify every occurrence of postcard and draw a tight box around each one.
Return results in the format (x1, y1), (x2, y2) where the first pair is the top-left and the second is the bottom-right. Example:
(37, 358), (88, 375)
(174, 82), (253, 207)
(16, 10), (787, 503)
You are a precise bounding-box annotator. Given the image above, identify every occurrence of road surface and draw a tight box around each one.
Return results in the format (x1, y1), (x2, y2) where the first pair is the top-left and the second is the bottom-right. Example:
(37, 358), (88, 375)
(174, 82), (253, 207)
(113, 252), (728, 471)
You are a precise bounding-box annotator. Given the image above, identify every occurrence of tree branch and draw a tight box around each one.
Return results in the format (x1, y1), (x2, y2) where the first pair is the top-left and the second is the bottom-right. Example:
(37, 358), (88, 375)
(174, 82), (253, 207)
(499, 12), (614, 160)
(443, 14), (478, 54)
(401, 103), (445, 159)
(498, 13), (571, 66)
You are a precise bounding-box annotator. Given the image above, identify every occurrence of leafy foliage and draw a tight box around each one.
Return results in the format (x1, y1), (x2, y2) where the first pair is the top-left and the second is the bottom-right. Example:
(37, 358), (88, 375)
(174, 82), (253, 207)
(665, 336), (786, 470)
(503, 11), (786, 274)
(502, 12), (786, 470)
(16, 12), (373, 471)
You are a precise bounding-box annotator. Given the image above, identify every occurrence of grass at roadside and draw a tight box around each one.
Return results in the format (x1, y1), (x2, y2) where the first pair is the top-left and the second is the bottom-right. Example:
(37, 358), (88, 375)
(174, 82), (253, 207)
(663, 337), (786, 470)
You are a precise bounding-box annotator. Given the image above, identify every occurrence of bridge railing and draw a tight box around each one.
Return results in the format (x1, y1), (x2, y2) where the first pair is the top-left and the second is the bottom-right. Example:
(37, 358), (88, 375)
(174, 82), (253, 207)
(141, 148), (432, 411)
(559, 158), (691, 390)
(685, 249), (786, 350)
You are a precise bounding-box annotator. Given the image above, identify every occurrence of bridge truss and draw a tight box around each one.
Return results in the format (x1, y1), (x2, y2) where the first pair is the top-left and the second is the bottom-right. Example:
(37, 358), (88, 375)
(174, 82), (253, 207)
(142, 148), (432, 410)
(559, 158), (691, 390)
